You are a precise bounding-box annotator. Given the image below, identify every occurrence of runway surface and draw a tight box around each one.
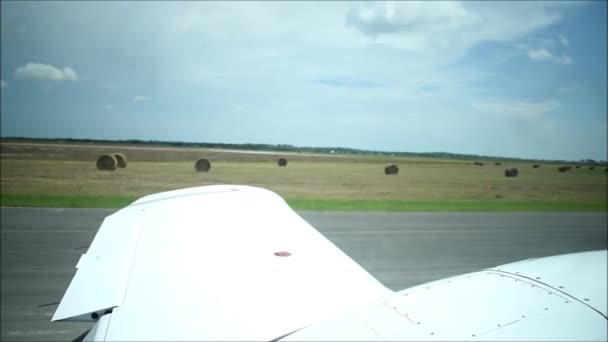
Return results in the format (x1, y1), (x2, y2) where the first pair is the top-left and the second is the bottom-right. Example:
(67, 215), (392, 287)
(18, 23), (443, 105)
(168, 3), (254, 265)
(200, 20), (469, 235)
(1, 207), (606, 341)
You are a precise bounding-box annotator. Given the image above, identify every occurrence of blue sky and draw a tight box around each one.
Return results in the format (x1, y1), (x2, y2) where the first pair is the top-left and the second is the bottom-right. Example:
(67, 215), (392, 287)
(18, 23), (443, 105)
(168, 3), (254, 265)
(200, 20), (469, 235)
(1, 1), (606, 161)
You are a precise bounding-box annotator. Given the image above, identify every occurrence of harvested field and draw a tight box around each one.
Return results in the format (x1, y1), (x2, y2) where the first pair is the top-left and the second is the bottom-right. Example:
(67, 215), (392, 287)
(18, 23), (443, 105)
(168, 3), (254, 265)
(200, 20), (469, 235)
(1, 142), (606, 206)
(0, 141), (465, 164)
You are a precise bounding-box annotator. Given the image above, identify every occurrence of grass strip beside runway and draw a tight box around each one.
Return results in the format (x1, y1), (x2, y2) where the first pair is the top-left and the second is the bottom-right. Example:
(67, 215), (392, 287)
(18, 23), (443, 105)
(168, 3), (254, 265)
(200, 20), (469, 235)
(1, 193), (606, 211)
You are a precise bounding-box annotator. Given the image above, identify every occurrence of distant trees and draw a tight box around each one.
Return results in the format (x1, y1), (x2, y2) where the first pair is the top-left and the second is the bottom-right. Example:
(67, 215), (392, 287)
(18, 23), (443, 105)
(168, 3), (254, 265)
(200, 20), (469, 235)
(3, 136), (607, 167)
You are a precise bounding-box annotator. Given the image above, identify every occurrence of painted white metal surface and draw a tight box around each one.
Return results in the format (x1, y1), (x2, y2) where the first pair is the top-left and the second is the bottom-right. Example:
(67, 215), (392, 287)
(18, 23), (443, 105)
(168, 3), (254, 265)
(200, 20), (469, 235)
(56, 185), (391, 341)
(490, 250), (607, 317)
(52, 207), (143, 321)
(83, 313), (112, 342)
(286, 258), (608, 341)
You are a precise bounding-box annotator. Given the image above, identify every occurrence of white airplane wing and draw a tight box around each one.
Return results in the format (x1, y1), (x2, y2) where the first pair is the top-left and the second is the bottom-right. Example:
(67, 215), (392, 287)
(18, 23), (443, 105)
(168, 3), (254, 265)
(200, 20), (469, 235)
(285, 250), (607, 341)
(52, 185), (391, 341)
(53, 185), (607, 341)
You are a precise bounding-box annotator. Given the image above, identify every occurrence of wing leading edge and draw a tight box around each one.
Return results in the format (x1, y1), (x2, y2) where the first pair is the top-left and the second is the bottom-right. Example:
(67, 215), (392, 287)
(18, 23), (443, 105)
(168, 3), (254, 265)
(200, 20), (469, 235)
(53, 185), (391, 341)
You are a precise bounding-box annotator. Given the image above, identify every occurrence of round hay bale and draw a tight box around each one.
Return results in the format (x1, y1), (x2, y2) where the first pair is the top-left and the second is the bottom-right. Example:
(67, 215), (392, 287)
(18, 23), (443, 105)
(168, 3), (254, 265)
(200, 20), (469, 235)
(384, 164), (399, 175)
(113, 153), (127, 168)
(277, 158), (288, 167)
(96, 154), (117, 171)
(195, 158), (211, 172)
(504, 168), (518, 177)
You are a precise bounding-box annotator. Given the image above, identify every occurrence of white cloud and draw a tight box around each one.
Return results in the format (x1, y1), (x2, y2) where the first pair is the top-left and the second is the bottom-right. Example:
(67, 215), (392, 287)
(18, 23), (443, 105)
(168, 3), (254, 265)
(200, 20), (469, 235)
(345, 2), (482, 54)
(471, 100), (560, 119)
(528, 48), (572, 64)
(343, 1), (570, 56)
(14, 62), (80, 81)
(559, 35), (569, 47)
(528, 48), (552, 60)
(0, 80), (7, 89)
(346, 1), (482, 37)
(132, 95), (150, 103)
(557, 84), (580, 94)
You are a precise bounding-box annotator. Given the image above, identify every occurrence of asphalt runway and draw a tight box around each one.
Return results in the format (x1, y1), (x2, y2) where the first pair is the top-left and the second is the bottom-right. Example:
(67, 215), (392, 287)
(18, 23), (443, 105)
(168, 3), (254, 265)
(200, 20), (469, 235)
(1, 208), (606, 341)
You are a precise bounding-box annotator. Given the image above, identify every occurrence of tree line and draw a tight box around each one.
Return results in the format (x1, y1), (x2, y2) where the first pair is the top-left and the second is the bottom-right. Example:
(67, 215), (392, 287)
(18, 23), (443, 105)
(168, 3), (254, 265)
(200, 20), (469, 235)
(1, 136), (606, 166)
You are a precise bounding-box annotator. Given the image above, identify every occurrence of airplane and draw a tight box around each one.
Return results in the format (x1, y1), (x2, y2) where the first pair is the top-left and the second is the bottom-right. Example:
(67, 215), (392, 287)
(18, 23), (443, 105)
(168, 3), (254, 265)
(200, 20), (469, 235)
(51, 185), (607, 341)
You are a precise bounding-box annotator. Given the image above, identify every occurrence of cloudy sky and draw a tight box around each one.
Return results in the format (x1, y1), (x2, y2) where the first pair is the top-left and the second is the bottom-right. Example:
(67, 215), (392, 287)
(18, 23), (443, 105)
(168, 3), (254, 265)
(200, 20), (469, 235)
(1, 1), (606, 161)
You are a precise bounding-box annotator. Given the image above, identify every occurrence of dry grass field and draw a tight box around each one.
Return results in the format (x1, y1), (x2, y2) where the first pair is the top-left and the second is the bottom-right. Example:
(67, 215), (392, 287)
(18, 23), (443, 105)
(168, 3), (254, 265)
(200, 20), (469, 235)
(1, 141), (606, 210)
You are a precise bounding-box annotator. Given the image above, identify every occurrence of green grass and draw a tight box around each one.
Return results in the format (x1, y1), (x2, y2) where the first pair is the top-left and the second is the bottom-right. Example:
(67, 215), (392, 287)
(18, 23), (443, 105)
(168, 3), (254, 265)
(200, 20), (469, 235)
(0, 194), (137, 209)
(2, 193), (606, 212)
(288, 198), (607, 212)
